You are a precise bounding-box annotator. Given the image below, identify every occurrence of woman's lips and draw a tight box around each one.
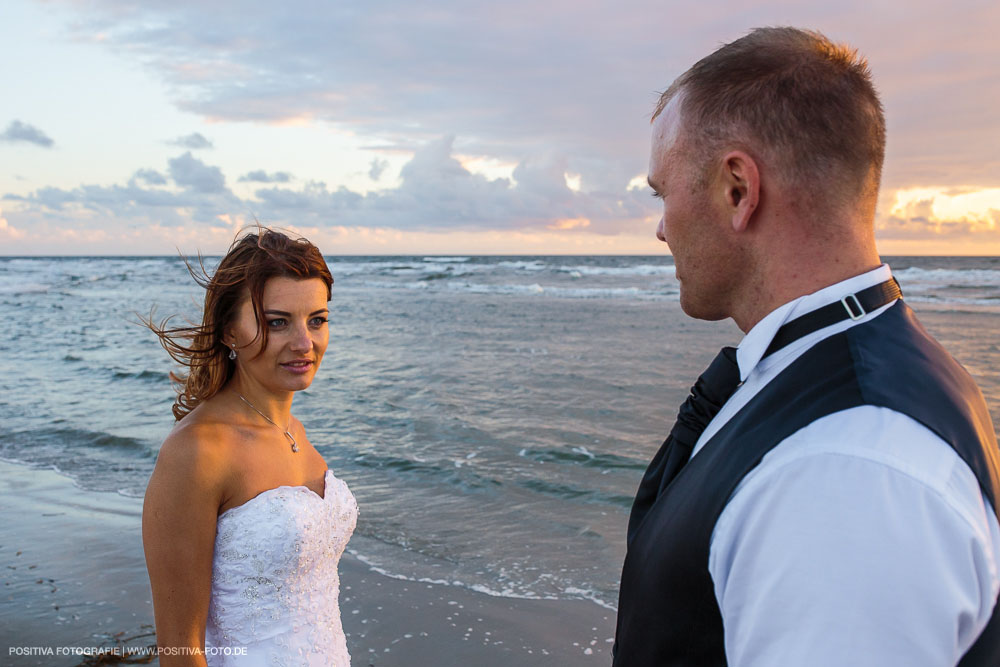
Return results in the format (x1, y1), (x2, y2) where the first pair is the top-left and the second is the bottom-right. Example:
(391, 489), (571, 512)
(280, 360), (313, 374)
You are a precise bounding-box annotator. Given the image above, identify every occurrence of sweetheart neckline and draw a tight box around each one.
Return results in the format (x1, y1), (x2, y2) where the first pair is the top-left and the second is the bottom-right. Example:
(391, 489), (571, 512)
(217, 469), (333, 520)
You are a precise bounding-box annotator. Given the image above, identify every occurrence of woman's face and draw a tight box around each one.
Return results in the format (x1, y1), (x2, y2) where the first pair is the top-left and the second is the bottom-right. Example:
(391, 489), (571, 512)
(227, 276), (330, 395)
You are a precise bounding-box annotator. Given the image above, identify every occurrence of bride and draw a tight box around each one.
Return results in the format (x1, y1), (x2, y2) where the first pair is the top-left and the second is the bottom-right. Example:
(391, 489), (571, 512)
(142, 228), (357, 665)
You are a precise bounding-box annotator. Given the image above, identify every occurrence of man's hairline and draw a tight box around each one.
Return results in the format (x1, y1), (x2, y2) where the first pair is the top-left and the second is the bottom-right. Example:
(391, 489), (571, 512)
(650, 87), (731, 192)
(650, 84), (681, 124)
(649, 85), (835, 214)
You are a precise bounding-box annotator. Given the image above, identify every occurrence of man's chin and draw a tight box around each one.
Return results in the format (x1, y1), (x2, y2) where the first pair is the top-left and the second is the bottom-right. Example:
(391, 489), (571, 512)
(679, 292), (730, 322)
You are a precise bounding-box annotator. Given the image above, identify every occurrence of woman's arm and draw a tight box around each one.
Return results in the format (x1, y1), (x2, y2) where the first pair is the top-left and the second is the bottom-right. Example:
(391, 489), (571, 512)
(142, 425), (228, 666)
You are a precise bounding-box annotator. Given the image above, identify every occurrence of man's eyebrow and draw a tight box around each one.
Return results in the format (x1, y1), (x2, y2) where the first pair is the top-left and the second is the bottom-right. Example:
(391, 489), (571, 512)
(647, 176), (658, 192)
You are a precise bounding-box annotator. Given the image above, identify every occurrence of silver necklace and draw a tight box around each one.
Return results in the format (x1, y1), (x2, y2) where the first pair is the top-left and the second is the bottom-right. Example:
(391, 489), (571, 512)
(237, 393), (299, 453)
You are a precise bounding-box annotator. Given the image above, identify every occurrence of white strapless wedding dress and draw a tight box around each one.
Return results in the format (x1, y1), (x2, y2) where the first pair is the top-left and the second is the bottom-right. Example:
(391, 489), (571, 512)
(205, 469), (358, 666)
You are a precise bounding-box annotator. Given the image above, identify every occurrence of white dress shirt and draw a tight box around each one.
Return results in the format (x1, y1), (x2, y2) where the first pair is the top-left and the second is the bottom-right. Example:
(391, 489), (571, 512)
(690, 265), (1000, 667)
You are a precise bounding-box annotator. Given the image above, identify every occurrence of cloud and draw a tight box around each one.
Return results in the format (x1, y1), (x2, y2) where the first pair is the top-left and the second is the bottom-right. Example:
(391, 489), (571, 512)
(4, 140), (1000, 253)
(369, 158), (388, 181)
(0, 120), (54, 148)
(6, 0), (1000, 252)
(133, 168), (168, 185)
(169, 132), (213, 149)
(50, 0), (679, 193)
(876, 186), (1000, 238)
(0, 207), (25, 240)
(1, 136), (655, 238)
(239, 170), (292, 183)
(47, 0), (1000, 199)
(168, 152), (226, 193)
(3, 151), (242, 230)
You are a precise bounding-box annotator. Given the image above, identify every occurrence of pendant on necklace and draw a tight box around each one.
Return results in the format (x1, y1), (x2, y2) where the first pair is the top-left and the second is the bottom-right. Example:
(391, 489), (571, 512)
(283, 430), (299, 453)
(236, 393), (299, 453)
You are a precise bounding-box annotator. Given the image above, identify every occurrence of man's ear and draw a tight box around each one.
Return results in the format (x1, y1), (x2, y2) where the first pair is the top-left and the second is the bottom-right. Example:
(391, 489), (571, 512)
(720, 150), (759, 233)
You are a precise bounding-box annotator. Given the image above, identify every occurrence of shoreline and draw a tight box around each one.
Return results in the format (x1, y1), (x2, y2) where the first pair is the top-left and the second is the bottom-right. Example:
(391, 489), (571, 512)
(0, 460), (614, 666)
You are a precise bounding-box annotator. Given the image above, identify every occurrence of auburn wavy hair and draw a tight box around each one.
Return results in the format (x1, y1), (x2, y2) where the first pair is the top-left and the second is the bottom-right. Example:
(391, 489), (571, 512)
(144, 227), (333, 420)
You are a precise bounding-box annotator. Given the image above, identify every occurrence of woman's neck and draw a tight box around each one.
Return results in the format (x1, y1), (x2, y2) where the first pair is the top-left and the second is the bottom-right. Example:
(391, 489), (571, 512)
(226, 378), (293, 424)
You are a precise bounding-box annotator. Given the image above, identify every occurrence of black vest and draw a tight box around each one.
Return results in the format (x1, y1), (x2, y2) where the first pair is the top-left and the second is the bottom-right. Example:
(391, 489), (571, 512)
(614, 301), (1000, 666)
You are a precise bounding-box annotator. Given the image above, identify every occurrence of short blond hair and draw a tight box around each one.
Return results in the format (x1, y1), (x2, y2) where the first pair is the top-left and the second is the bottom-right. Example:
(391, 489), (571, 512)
(656, 27), (885, 209)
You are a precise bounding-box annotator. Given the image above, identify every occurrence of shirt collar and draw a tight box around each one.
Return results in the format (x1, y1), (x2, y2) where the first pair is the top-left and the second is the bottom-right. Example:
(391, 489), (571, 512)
(735, 264), (894, 381)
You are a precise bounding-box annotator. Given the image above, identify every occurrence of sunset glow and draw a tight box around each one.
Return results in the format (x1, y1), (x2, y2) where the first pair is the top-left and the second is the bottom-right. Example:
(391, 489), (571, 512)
(889, 187), (1000, 232)
(1, 0), (998, 255)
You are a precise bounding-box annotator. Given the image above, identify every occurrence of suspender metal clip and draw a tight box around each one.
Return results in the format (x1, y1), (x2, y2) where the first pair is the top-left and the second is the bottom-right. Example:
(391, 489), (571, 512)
(841, 294), (865, 320)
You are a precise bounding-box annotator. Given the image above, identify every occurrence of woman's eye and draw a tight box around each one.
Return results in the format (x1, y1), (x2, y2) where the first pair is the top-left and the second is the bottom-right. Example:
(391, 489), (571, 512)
(310, 317), (329, 327)
(267, 318), (287, 328)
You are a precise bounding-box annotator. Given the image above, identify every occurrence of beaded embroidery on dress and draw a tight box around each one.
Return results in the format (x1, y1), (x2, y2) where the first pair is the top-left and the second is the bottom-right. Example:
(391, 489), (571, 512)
(205, 469), (358, 666)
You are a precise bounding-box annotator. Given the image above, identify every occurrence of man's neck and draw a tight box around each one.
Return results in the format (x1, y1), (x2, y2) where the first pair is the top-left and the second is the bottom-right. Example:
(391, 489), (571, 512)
(730, 232), (882, 334)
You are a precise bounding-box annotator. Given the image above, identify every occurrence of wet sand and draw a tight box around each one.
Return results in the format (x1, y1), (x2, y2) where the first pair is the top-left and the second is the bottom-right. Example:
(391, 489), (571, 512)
(0, 461), (614, 666)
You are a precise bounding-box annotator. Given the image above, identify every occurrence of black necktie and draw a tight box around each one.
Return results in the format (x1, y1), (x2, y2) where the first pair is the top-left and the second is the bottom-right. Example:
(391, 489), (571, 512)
(626, 346), (741, 545)
(625, 277), (903, 546)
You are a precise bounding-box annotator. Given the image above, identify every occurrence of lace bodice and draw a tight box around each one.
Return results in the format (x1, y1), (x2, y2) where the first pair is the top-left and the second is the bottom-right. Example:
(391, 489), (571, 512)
(205, 469), (358, 666)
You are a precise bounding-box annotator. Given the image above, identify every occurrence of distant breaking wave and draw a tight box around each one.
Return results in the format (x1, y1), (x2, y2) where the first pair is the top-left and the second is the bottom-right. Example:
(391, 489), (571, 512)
(351, 279), (677, 300)
(894, 266), (1000, 290)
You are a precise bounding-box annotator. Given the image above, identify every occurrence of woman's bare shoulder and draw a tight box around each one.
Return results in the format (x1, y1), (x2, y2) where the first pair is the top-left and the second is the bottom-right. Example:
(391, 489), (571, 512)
(153, 404), (241, 490)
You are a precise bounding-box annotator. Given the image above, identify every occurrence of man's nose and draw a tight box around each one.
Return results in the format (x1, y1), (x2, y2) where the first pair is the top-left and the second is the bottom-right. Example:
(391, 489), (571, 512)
(656, 217), (667, 242)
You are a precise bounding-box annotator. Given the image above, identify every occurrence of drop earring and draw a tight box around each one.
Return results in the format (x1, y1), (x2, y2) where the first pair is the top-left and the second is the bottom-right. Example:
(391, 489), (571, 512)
(229, 345), (237, 360)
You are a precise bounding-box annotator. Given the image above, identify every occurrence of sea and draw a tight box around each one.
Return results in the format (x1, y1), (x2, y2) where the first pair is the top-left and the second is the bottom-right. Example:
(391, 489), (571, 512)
(1, 255), (999, 611)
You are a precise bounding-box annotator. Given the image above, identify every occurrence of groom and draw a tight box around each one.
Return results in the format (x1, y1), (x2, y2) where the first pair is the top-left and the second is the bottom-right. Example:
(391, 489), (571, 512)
(613, 27), (1000, 666)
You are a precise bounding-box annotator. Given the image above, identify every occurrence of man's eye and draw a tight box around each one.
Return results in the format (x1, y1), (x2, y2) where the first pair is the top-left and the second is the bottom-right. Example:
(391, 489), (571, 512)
(650, 190), (664, 200)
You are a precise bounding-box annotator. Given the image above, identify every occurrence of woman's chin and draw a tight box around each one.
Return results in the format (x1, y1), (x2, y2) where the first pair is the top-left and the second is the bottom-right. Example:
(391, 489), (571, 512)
(291, 373), (319, 392)
(284, 377), (315, 393)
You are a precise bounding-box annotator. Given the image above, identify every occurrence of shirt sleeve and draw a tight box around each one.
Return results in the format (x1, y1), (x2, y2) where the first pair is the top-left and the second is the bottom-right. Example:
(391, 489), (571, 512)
(709, 406), (1000, 667)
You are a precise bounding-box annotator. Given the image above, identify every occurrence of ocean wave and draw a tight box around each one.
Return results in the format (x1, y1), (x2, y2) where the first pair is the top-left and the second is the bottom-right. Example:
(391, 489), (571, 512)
(0, 282), (51, 295)
(326, 257), (679, 282)
(352, 452), (502, 490)
(1, 426), (153, 456)
(347, 548), (617, 609)
(516, 478), (635, 508)
(326, 260), (425, 277)
(555, 263), (675, 277)
(328, 261), (490, 279)
(0, 427), (156, 498)
(518, 445), (647, 470)
(110, 368), (171, 383)
(348, 279), (673, 299)
(905, 295), (1000, 309)
(562, 586), (618, 611)
(496, 260), (548, 271)
(894, 267), (1000, 291)
(446, 282), (673, 299)
(68, 273), (109, 283)
(420, 270), (471, 282)
(449, 282), (546, 295)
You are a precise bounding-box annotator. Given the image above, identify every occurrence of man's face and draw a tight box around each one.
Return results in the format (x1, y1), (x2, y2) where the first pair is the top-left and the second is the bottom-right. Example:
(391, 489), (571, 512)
(648, 95), (737, 321)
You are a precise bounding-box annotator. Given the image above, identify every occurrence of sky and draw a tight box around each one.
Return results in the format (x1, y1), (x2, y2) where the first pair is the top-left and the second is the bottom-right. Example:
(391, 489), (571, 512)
(1, 0), (998, 255)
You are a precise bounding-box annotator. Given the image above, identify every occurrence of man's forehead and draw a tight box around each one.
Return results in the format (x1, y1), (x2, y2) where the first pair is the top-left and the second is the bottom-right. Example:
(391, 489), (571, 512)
(649, 94), (686, 181)
(651, 94), (684, 145)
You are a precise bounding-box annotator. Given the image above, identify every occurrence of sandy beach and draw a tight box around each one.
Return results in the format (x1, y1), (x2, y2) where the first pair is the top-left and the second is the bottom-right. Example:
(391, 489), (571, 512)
(0, 460), (615, 666)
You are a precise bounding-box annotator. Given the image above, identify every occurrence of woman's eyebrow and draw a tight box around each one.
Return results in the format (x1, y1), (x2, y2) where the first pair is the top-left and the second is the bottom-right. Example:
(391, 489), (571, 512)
(263, 308), (329, 316)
